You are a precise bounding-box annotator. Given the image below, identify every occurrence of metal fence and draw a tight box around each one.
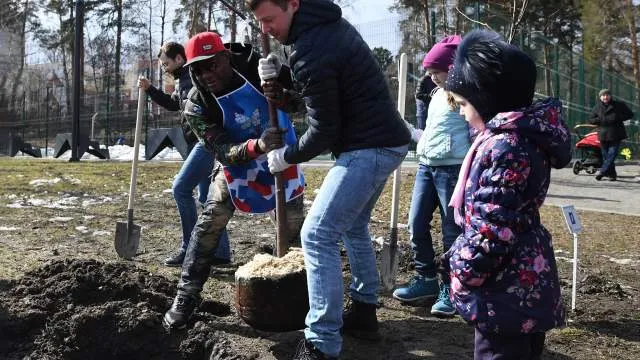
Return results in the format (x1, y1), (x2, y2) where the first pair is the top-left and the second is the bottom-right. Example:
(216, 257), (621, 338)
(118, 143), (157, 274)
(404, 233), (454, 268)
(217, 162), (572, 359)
(1, 6), (639, 160)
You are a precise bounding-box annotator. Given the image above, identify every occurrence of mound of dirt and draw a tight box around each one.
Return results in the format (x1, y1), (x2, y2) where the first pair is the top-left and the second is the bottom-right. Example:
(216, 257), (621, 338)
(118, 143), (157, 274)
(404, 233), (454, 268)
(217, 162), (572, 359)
(578, 274), (628, 299)
(0, 258), (244, 360)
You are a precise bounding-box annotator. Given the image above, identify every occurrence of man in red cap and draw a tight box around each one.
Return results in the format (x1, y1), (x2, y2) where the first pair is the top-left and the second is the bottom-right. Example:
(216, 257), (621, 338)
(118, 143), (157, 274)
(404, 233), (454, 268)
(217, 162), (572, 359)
(162, 31), (306, 330)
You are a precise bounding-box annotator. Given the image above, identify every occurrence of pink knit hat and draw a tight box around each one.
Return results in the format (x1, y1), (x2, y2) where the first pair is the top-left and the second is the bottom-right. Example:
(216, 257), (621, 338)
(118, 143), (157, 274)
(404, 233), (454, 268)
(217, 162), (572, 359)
(422, 35), (461, 71)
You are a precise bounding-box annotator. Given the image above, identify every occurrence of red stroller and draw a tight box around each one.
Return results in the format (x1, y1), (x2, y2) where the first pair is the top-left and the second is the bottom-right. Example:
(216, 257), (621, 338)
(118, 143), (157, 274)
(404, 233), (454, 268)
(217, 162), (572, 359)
(572, 124), (602, 175)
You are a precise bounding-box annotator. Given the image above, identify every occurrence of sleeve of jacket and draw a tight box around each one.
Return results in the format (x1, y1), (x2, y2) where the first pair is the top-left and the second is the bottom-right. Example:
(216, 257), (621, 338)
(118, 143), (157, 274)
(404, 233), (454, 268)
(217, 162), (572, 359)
(182, 97), (263, 165)
(284, 52), (341, 164)
(146, 85), (180, 111)
(449, 137), (531, 287)
(588, 105), (601, 125)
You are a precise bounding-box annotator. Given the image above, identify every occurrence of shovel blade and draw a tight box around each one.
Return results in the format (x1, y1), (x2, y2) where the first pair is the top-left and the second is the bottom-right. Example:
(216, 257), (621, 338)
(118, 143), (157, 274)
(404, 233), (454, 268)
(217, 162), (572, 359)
(380, 239), (399, 292)
(114, 221), (141, 260)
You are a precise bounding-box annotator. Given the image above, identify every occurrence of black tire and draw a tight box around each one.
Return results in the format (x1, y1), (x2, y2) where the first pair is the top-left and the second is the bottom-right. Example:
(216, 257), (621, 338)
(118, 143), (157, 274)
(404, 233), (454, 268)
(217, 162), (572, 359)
(572, 161), (582, 175)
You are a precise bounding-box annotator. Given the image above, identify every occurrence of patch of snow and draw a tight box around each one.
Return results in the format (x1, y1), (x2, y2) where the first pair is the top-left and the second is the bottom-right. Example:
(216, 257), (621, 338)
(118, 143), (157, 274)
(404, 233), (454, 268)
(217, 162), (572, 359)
(601, 255), (639, 266)
(50, 217), (74, 222)
(0, 226), (20, 231)
(92, 230), (111, 237)
(29, 178), (61, 187)
(76, 226), (89, 233)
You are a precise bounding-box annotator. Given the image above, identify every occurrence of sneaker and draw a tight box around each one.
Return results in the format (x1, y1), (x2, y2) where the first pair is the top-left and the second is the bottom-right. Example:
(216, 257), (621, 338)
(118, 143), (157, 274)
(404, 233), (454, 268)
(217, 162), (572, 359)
(163, 249), (186, 267)
(341, 298), (381, 341)
(392, 275), (439, 303)
(595, 173), (603, 181)
(163, 293), (200, 330)
(430, 283), (456, 317)
(293, 339), (337, 360)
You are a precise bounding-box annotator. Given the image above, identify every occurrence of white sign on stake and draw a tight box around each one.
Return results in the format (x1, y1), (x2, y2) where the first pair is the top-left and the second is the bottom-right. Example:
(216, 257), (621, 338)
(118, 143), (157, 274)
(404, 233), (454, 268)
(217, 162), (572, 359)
(561, 205), (582, 234)
(560, 205), (582, 312)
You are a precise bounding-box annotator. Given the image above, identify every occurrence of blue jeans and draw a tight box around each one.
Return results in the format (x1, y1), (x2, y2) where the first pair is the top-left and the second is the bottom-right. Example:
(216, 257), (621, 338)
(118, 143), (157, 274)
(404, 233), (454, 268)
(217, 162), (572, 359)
(409, 164), (462, 278)
(173, 142), (230, 260)
(302, 145), (407, 358)
(599, 141), (620, 177)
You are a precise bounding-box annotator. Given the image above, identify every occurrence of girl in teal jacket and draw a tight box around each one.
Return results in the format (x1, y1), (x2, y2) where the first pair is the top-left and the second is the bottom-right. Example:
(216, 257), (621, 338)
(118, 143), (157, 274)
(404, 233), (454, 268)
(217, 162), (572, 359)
(393, 35), (471, 317)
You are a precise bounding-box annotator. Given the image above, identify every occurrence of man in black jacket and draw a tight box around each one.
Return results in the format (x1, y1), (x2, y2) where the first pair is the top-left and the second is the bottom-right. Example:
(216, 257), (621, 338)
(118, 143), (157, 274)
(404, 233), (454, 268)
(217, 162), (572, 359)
(589, 88), (634, 181)
(162, 31), (305, 331)
(248, 1), (411, 359)
(138, 42), (231, 267)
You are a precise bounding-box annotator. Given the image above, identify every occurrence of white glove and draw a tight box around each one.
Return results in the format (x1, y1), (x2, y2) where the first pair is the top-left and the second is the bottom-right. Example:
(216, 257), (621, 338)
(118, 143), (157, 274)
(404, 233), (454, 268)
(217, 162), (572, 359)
(258, 54), (282, 83)
(412, 128), (423, 143)
(267, 146), (289, 173)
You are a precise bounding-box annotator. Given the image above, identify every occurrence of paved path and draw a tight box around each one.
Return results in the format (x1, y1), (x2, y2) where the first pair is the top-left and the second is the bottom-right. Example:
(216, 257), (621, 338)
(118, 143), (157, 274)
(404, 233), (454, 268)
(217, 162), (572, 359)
(304, 161), (640, 217)
(546, 163), (640, 216)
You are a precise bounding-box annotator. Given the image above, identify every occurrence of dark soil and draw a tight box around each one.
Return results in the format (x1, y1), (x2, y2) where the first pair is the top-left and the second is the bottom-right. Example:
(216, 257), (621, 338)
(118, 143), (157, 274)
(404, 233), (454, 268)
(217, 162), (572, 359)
(0, 259), (243, 360)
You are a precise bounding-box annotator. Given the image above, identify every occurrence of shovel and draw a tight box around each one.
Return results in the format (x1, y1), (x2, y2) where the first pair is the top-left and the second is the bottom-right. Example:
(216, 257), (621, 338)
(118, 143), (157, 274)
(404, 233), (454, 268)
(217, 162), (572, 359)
(114, 85), (145, 259)
(380, 53), (408, 292)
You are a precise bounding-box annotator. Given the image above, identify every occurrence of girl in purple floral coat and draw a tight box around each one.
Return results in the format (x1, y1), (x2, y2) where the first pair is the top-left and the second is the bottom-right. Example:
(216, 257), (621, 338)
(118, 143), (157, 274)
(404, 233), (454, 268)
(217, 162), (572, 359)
(443, 30), (570, 360)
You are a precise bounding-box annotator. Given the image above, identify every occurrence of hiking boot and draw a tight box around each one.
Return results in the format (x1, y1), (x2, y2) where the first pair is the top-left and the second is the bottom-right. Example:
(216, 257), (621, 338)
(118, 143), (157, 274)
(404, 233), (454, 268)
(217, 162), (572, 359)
(341, 299), (381, 341)
(163, 293), (200, 330)
(392, 275), (439, 303)
(293, 339), (338, 360)
(430, 283), (456, 317)
(164, 249), (186, 267)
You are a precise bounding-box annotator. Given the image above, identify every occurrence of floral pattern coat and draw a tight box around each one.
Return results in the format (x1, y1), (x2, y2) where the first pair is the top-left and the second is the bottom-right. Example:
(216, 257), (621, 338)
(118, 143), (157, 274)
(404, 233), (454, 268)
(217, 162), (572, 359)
(445, 97), (571, 335)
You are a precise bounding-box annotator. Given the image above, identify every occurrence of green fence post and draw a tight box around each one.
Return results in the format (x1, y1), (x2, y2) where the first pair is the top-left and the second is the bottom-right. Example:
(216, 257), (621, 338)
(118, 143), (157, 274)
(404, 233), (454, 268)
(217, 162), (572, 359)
(579, 57), (585, 114)
(554, 45), (560, 98)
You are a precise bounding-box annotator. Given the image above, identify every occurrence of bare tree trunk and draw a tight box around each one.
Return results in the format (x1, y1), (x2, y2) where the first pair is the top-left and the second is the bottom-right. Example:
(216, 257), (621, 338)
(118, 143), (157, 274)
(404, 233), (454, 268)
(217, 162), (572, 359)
(114, 0), (123, 114)
(64, 7), (73, 116)
(159, 0), (167, 91)
(148, 0), (153, 81)
(9, 0), (28, 113)
(441, 0), (448, 34)
(423, 0), (432, 48)
(624, 0), (640, 101)
(507, 0), (529, 44)
(229, 0), (237, 42)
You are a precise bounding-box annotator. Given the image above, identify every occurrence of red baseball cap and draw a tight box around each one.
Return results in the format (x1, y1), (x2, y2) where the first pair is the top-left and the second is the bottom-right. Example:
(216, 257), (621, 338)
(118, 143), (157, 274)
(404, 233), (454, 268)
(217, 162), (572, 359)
(184, 32), (226, 66)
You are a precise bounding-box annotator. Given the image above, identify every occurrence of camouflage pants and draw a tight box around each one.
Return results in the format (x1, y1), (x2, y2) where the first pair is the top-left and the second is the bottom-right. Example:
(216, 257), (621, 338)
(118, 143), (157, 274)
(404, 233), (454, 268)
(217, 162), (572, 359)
(177, 163), (305, 297)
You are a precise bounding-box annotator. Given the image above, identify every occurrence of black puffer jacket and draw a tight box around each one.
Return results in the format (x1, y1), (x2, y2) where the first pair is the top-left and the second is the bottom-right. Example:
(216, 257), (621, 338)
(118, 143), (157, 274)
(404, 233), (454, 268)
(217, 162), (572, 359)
(282, 0), (411, 164)
(589, 99), (633, 142)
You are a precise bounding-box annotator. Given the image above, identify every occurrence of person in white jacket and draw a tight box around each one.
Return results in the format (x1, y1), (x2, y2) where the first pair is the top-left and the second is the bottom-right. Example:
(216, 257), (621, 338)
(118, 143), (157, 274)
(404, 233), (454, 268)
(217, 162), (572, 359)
(394, 35), (471, 316)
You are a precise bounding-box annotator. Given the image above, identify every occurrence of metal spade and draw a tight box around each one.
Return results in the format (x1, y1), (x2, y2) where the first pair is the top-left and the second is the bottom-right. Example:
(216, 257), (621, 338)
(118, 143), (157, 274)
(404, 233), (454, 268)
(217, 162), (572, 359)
(115, 85), (145, 259)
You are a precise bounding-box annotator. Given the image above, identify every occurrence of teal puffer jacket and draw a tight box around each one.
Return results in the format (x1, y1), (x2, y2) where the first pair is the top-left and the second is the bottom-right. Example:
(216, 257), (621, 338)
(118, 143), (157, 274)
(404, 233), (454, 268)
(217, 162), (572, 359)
(416, 88), (471, 166)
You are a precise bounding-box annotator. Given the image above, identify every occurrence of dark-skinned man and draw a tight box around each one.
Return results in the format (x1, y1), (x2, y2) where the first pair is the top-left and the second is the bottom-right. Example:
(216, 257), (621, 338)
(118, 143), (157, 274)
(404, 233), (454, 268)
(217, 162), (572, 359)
(162, 31), (305, 331)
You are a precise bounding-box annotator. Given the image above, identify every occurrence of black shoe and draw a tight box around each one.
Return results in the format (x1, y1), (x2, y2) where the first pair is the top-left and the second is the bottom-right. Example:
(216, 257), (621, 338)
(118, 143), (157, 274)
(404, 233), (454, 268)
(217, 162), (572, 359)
(211, 257), (231, 266)
(164, 249), (186, 267)
(595, 173), (603, 181)
(163, 293), (200, 330)
(341, 299), (381, 341)
(293, 339), (337, 360)
(609, 176), (617, 181)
